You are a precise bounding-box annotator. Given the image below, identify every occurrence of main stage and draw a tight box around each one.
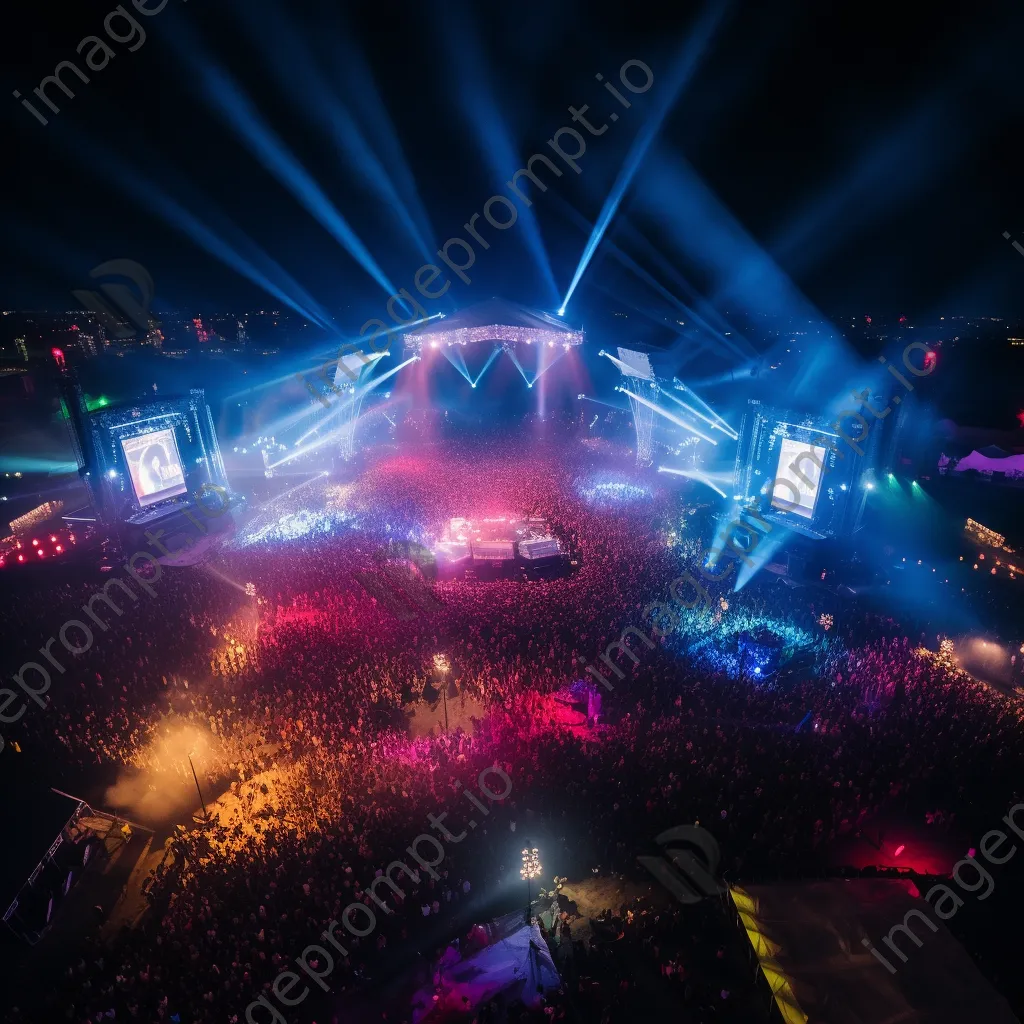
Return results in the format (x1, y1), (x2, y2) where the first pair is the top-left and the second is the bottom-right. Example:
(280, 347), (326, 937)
(429, 515), (571, 579)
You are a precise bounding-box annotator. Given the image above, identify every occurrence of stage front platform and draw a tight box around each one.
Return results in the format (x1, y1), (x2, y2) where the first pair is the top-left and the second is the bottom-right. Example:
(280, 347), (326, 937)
(430, 516), (571, 579)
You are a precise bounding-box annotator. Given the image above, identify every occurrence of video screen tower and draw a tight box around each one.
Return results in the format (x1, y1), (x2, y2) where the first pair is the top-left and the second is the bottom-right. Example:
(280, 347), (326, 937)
(120, 428), (187, 507)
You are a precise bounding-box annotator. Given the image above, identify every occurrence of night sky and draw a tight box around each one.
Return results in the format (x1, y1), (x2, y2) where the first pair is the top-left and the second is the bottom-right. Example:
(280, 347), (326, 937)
(2, 0), (1023, 319)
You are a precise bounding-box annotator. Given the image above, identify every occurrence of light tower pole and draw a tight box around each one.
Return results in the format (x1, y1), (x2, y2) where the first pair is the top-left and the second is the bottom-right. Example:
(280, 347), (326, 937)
(521, 846), (542, 918)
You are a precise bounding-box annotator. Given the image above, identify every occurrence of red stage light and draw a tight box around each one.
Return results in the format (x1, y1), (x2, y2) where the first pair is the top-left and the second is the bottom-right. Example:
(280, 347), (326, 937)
(894, 845), (905, 857)
(37, 549), (44, 557)
(50, 535), (56, 542)
(55, 545), (63, 553)
(17, 554), (24, 562)
(31, 539), (38, 546)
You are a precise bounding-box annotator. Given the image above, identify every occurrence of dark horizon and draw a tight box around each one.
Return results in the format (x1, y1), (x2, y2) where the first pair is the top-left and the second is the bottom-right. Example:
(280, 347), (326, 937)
(2, 0), (1023, 320)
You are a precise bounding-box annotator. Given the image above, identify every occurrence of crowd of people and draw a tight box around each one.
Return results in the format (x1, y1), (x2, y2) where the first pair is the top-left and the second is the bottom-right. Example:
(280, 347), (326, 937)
(3, 427), (1024, 1022)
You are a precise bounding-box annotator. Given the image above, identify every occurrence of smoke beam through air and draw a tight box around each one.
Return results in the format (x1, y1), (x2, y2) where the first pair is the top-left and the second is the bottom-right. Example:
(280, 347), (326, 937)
(560, 1), (731, 313)
(618, 388), (718, 444)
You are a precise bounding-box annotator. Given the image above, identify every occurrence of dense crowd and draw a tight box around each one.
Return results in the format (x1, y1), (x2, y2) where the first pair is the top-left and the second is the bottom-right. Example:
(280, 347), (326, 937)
(3, 430), (1024, 1022)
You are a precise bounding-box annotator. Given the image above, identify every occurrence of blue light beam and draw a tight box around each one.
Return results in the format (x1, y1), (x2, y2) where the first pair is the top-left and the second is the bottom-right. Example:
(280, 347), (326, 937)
(560, 1), (731, 313)
(659, 388), (737, 439)
(470, 346), (503, 387)
(504, 346), (533, 387)
(657, 467), (728, 498)
(198, 64), (397, 297)
(229, 0), (436, 268)
(617, 387), (718, 444)
(440, 1), (560, 306)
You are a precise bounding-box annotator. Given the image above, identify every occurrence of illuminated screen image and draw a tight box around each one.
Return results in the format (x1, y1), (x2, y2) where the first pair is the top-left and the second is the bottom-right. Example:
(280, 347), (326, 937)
(772, 438), (826, 520)
(121, 428), (187, 507)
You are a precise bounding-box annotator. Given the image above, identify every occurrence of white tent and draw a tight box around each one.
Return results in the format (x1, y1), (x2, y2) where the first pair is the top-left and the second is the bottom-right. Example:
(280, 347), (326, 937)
(411, 912), (561, 1021)
(953, 447), (1024, 476)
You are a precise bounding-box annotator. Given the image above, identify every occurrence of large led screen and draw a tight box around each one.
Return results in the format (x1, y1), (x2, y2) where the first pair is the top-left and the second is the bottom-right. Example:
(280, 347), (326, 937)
(120, 428), (187, 507)
(771, 438), (826, 520)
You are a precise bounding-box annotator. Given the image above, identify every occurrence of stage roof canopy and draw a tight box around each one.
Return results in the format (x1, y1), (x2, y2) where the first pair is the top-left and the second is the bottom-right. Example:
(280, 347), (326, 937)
(406, 297), (583, 350)
(409, 911), (560, 1022)
(734, 880), (1018, 1024)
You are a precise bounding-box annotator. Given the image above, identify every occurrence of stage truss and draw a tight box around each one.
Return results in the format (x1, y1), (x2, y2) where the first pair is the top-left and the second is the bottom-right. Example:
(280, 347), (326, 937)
(405, 298), (583, 391)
